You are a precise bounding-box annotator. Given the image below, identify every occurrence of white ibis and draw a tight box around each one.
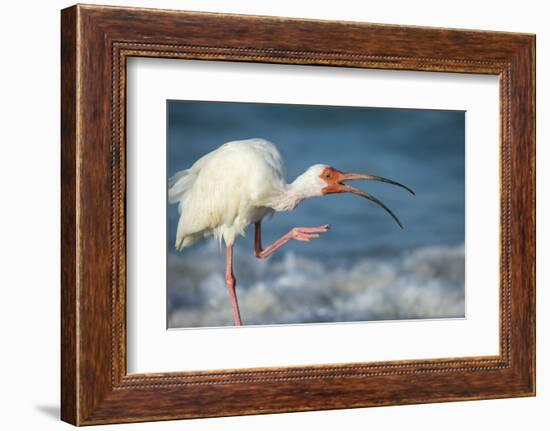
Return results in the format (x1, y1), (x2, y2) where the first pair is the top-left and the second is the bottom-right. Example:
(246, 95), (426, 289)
(168, 138), (414, 325)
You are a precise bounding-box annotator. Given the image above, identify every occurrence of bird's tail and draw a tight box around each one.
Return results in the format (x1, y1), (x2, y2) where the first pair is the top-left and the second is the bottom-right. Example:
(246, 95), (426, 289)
(168, 169), (195, 207)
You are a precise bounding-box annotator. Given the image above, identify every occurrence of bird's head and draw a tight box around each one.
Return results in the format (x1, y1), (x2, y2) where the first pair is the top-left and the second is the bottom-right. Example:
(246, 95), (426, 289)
(292, 164), (415, 228)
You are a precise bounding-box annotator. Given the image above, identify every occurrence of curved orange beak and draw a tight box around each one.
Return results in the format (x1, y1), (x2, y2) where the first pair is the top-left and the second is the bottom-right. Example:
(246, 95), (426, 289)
(321, 169), (415, 229)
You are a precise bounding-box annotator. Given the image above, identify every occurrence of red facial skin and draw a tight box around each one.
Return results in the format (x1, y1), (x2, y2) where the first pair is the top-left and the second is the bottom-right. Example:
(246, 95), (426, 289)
(319, 167), (348, 195)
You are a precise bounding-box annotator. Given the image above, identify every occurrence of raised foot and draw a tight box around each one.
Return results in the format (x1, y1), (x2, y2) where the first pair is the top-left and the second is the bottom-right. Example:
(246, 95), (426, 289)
(290, 224), (330, 242)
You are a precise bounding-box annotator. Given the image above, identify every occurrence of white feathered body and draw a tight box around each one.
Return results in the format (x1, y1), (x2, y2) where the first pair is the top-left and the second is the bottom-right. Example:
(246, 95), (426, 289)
(169, 139), (300, 249)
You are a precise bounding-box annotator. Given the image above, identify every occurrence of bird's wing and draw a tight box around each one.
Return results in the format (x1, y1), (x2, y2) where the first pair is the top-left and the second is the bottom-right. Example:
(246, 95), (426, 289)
(170, 139), (287, 249)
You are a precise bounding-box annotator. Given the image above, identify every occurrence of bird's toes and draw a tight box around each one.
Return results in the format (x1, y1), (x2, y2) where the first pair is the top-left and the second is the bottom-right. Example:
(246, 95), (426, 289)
(312, 224), (330, 232)
(292, 226), (329, 240)
(295, 231), (321, 241)
(298, 226), (329, 234)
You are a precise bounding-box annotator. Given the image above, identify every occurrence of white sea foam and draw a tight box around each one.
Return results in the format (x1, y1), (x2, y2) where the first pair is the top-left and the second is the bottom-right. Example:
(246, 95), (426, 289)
(167, 241), (465, 328)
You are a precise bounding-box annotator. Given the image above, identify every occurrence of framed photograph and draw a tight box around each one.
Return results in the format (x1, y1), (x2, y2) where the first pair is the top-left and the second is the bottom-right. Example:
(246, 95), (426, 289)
(61, 4), (535, 425)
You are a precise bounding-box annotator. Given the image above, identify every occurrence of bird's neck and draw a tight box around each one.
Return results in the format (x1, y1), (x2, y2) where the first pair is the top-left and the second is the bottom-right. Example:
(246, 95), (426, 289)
(269, 177), (319, 212)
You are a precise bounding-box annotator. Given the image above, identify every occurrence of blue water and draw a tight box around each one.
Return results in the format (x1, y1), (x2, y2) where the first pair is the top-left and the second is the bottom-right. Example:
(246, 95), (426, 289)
(166, 100), (465, 328)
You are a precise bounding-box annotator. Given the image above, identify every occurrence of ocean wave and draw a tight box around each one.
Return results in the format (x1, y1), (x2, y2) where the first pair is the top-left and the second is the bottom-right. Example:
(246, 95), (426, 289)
(167, 242), (465, 328)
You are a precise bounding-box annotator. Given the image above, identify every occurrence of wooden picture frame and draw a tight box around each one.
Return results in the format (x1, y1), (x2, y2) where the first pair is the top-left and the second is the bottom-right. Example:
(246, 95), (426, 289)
(61, 4), (535, 425)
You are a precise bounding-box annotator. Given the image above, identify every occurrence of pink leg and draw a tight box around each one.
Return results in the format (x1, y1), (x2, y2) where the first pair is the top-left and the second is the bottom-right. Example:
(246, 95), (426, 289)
(254, 220), (330, 259)
(225, 244), (242, 326)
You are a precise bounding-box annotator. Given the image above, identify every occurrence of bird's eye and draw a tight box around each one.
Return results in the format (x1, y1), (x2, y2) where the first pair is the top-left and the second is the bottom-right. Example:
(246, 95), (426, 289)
(324, 172), (331, 179)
